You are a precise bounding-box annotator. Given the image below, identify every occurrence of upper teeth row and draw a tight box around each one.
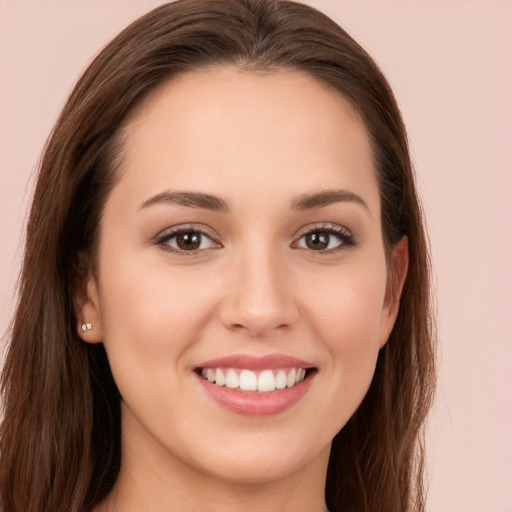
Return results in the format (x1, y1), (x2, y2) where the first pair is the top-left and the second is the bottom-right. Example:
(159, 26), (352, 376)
(200, 368), (307, 392)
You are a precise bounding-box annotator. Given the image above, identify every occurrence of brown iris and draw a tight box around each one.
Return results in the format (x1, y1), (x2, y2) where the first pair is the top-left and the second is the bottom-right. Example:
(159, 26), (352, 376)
(176, 232), (201, 250)
(304, 231), (329, 250)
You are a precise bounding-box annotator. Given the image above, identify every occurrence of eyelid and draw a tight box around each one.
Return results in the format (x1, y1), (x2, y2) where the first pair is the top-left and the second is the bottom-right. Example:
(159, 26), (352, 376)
(292, 222), (356, 253)
(294, 222), (352, 238)
(154, 224), (222, 254)
(153, 222), (355, 256)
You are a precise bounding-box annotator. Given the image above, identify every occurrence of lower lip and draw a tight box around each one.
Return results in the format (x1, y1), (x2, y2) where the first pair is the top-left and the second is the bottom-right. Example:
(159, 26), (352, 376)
(197, 372), (315, 416)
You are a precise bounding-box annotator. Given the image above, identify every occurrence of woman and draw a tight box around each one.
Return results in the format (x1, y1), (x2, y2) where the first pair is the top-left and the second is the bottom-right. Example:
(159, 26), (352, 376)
(0, 1), (436, 511)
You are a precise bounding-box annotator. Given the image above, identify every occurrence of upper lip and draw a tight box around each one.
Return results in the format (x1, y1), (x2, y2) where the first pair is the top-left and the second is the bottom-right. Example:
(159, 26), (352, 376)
(195, 353), (316, 371)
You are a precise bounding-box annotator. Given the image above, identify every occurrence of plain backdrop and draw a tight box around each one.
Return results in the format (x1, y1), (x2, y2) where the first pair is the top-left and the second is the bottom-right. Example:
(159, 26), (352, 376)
(0, 1), (511, 511)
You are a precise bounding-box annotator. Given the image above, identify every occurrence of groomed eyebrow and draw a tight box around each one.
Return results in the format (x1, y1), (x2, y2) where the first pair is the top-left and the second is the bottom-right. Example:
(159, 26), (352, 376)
(139, 191), (229, 212)
(139, 188), (370, 215)
(291, 189), (371, 216)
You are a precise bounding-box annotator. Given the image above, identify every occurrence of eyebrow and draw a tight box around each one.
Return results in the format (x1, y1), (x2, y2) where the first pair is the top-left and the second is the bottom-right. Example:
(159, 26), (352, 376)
(139, 191), (229, 212)
(139, 188), (370, 215)
(291, 189), (371, 215)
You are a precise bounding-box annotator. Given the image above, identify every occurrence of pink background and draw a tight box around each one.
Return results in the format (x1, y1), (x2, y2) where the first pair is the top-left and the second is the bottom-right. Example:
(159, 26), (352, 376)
(1, 1), (511, 510)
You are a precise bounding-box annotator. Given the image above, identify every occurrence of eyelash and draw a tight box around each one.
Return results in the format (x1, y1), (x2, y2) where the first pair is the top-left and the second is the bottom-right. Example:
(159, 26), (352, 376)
(155, 225), (221, 254)
(293, 224), (356, 254)
(155, 224), (356, 256)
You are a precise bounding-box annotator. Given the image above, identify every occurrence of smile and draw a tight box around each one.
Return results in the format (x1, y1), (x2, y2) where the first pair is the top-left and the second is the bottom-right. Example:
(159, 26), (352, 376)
(199, 367), (307, 393)
(194, 354), (316, 415)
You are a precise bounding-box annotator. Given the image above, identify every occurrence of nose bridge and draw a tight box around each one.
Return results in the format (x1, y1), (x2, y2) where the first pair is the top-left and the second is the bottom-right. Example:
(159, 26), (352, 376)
(220, 237), (297, 337)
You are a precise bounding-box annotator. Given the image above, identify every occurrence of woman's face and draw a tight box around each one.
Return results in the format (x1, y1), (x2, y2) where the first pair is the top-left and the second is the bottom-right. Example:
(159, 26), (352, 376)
(80, 66), (406, 487)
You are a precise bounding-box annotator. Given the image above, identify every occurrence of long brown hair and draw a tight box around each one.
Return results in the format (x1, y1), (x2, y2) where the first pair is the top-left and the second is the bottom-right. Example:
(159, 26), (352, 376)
(0, 1), (436, 511)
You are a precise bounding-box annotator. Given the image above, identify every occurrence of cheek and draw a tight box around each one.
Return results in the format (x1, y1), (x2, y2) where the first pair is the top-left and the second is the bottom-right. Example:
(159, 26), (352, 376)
(302, 262), (386, 419)
(307, 264), (386, 348)
(96, 250), (218, 388)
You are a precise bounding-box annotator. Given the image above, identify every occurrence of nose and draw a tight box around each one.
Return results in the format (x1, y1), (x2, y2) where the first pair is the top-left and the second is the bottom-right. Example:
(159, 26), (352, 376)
(218, 246), (299, 338)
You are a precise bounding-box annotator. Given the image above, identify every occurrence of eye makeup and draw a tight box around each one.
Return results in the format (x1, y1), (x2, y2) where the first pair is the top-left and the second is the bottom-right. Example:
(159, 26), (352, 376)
(292, 223), (357, 255)
(155, 224), (222, 255)
(153, 221), (356, 257)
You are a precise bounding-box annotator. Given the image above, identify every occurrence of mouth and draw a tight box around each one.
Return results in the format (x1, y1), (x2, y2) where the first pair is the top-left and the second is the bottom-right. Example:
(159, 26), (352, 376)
(196, 367), (313, 393)
(193, 354), (317, 415)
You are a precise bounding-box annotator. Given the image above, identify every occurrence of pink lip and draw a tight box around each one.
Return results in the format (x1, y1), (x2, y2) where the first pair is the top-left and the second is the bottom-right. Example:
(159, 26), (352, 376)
(194, 353), (316, 416)
(195, 353), (315, 371)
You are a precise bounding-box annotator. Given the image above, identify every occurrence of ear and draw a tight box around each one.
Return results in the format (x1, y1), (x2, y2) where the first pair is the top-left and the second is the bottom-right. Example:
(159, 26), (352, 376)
(75, 276), (104, 344)
(379, 236), (409, 348)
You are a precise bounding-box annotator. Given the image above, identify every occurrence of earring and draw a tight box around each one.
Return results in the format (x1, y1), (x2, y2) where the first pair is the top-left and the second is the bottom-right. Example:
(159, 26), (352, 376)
(80, 323), (92, 333)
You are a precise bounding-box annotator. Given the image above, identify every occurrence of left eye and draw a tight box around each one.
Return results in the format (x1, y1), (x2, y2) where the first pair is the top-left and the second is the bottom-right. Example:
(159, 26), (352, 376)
(161, 230), (217, 252)
(295, 229), (351, 252)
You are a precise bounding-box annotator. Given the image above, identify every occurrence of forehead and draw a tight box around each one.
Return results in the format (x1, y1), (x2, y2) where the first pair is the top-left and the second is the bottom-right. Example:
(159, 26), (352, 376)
(114, 65), (379, 214)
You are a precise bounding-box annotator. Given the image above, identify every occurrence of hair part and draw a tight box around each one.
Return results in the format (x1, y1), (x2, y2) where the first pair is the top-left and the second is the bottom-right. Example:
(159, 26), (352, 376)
(1, 1), (436, 511)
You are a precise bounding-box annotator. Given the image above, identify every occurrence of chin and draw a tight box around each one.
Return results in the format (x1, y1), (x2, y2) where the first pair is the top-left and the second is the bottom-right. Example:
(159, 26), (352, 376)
(186, 429), (331, 486)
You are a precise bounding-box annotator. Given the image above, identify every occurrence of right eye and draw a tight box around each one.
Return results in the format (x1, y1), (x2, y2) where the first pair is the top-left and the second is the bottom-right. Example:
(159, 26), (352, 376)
(157, 227), (221, 254)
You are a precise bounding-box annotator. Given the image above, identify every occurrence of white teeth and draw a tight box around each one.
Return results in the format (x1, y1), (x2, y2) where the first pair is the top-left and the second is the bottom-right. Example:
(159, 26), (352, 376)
(275, 370), (287, 389)
(225, 369), (239, 389)
(200, 367), (309, 392)
(239, 369), (257, 391)
(286, 368), (296, 387)
(215, 368), (225, 386)
(258, 370), (276, 392)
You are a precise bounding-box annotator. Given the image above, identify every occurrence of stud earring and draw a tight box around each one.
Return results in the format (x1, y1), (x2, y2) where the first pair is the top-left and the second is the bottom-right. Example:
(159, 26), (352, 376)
(80, 323), (92, 333)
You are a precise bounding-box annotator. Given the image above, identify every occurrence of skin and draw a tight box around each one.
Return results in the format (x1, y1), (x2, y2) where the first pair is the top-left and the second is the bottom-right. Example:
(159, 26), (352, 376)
(78, 66), (408, 512)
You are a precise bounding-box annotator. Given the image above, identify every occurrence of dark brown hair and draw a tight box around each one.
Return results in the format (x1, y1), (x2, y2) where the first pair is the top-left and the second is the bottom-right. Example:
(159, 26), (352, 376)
(0, 1), (436, 511)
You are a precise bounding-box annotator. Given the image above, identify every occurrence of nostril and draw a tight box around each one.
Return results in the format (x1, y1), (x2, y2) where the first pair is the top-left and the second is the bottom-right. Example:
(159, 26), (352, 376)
(228, 322), (292, 338)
